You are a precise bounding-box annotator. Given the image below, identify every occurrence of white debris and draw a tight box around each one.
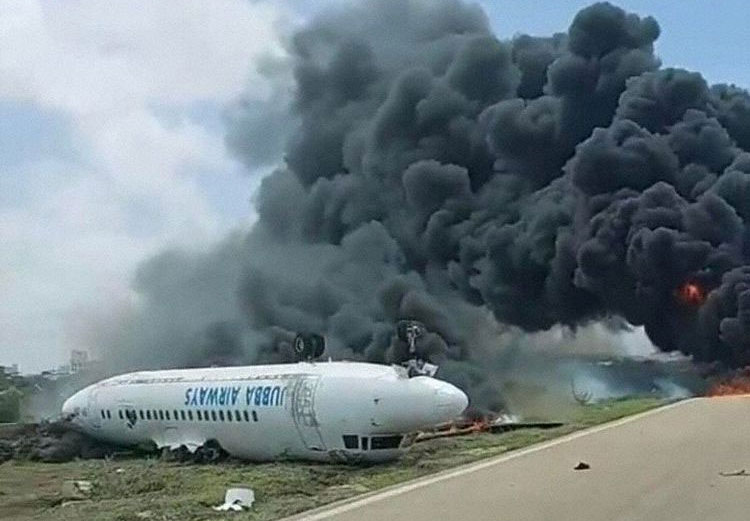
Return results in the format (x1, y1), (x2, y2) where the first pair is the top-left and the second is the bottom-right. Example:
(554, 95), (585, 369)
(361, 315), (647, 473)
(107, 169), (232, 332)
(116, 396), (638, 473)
(492, 413), (521, 425)
(213, 488), (255, 512)
(61, 480), (92, 500)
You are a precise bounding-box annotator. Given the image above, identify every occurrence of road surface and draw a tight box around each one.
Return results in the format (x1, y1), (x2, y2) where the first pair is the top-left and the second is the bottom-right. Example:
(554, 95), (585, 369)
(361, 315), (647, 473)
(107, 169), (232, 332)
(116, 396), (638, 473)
(289, 397), (750, 521)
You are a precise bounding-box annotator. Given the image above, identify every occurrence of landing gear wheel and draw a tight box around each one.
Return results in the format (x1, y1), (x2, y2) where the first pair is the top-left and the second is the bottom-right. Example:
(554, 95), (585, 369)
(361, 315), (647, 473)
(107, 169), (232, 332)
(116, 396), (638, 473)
(293, 333), (325, 361)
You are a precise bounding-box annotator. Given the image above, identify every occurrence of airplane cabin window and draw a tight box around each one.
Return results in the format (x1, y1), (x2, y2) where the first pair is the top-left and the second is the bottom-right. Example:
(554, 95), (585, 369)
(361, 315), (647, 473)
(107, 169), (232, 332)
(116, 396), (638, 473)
(196, 410), (202, 420)
(204, 410), (210, 420)
(371, 435), (403, 450)
(226, 410), (232, 422)
(107, 410), (112, 419)
(152, 410), (158, 420)
(219, 410), (225, 422)
(139, 410), (144, 420)
(100, 410), (105, 419)
(361, 437), (369, 451)
(243, 410), (249, 422)
(118, 410), (123, 420)
(180, 410), (186, 421)
(188, 410), (193, 421)
(173, 409), (178, 420)
(146, 410), (151, 420)
(165, 410), (170, 420)
(252, 410), (258, 422)
(211, 410), (217, 422)
(158, 410), (164, 421)
(235, 410), (241, 422)
(342, 435), (358, 449)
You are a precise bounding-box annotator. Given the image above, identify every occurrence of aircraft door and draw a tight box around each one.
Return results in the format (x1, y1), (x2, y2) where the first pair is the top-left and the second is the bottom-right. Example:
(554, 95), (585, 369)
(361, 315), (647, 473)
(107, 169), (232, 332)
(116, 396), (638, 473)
(88, 387), (103, 430)
(290, 376), (326, 451)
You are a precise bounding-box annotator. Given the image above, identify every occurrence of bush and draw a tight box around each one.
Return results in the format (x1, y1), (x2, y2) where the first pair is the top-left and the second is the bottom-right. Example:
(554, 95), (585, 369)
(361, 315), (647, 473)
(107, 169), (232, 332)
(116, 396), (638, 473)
(0, 388), (22, 423)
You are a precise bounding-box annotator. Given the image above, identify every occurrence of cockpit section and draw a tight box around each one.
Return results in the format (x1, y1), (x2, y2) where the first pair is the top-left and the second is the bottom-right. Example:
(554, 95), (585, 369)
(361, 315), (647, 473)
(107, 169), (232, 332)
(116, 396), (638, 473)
(330, 433), (414, 463)
(342, 434), (406, 451)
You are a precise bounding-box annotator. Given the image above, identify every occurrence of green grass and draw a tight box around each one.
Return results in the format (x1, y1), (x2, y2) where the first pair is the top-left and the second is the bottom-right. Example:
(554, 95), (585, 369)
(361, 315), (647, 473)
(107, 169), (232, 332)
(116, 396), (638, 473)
(0, 397), (667, 521)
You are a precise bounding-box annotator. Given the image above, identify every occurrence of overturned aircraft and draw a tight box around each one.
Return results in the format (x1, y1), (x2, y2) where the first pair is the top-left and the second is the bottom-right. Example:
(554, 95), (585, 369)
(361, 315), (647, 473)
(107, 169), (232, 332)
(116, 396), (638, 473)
(62, 330), (468, 463)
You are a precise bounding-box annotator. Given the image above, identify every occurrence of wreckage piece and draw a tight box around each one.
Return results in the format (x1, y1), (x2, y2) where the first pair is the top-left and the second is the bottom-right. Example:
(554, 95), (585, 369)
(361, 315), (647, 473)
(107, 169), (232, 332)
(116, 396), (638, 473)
(719, 469), (750, 477)
(488, 420), (564, 434)
(159, 439), (228, 463)
(404, 358), (439, 378)
(61, 480), (92, 500)
(193, 439), (229, 463)
(415, 422), (486, 442)
(213, 488), (255, 512)
(415, 417), (565, 442)
(574, 461), (591, 470)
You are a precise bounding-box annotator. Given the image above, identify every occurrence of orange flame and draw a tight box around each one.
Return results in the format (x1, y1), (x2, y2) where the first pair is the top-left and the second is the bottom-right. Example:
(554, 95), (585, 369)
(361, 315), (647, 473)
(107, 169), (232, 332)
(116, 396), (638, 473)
(708, 371), (750, 397)
(677, 282), (706, 306)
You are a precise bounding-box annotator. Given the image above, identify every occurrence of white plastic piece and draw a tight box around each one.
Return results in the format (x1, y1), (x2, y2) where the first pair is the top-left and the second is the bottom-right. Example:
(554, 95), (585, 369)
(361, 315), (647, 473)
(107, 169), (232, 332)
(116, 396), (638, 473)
(213, 488), (255, 512)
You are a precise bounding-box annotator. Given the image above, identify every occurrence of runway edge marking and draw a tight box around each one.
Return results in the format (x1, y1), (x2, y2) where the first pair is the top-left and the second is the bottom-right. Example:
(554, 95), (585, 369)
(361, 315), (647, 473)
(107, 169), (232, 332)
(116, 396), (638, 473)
(283, 397), (699, 521)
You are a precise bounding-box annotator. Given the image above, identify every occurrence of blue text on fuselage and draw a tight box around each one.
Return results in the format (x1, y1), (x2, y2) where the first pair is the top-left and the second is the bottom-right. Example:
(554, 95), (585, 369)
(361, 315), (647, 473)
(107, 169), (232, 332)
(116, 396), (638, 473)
(184, 385), (285, 408)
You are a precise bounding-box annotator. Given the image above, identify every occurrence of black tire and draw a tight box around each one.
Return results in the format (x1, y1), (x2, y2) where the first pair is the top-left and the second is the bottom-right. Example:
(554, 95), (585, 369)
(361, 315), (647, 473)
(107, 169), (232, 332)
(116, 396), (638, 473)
(293, 335), (306, 354)
(293, 333), (325, 360)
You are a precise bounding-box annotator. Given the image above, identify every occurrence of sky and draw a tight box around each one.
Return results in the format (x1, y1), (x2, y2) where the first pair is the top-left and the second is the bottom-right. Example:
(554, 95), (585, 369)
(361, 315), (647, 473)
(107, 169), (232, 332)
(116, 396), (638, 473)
(1, 0), (748, 373)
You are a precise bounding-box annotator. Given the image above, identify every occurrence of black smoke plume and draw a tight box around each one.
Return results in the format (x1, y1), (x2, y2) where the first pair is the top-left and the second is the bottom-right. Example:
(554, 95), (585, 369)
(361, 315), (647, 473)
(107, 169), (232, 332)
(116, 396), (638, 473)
(100, 1), (750, 408)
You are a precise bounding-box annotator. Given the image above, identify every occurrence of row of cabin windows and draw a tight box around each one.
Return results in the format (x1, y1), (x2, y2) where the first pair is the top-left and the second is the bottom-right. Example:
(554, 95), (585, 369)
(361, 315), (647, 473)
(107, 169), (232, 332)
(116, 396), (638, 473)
(100, 408), (259, 423)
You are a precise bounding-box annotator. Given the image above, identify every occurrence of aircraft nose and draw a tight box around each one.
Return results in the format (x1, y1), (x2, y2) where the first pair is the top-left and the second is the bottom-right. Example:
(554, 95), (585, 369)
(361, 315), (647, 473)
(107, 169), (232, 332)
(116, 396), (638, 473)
(434, 381), (469, 418)
(62, 389), (86, 418)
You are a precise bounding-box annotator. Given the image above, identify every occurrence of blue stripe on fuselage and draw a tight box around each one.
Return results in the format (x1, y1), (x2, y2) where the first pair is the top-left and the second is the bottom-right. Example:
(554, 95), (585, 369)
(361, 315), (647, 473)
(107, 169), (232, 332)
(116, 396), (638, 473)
(184, 385), (285, 408)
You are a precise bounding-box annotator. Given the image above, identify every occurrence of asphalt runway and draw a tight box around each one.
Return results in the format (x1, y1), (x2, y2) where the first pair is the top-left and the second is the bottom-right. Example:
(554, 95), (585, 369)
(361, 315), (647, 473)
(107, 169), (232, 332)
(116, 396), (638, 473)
(290, 397), (750, 521)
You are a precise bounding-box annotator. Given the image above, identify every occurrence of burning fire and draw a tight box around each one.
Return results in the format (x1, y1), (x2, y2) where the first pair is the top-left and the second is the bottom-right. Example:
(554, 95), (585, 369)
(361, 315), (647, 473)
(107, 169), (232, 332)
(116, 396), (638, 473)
(707, 369), (750, 397)
(415, 417), (491, 442)
(677, 281), (706, 307)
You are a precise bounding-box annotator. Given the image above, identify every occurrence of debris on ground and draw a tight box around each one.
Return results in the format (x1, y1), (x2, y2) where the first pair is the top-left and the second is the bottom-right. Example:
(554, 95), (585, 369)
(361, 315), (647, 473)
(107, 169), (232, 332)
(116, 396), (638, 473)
(161, 439), (229, 464)
(573, 461), (591, 470)
(213, 488), (255, 512)
(0, 420), (121, 463)
(61, 480), (92, 500)
(0, 420), (233, 465)
(416, 414), (564, 442)
(719, 469), (750, 477)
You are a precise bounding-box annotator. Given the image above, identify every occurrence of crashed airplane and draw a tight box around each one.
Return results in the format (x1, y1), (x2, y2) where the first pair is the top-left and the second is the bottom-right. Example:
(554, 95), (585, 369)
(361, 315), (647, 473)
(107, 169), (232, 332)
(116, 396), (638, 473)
(61, 328), (468, 463)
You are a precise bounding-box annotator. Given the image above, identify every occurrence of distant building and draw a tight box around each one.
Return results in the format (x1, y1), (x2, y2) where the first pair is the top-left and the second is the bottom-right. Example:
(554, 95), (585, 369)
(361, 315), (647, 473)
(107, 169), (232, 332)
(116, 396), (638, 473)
(40, 368), (70, 381)
(0, 364), (19, 377)
(34, 350), (101, 381)
(70, 350), (89, 373)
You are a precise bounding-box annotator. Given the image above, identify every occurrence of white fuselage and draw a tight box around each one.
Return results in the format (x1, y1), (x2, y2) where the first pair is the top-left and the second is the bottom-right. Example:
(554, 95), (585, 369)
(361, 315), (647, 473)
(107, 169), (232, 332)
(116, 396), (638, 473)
(61, 361), (468, 462)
